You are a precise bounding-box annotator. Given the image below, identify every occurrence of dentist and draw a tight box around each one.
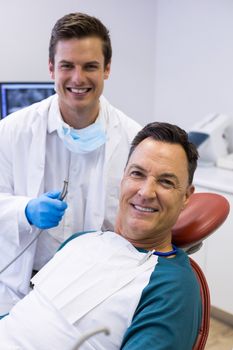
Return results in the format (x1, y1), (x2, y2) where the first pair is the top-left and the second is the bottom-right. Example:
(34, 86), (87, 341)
(0, 12), (141, 315)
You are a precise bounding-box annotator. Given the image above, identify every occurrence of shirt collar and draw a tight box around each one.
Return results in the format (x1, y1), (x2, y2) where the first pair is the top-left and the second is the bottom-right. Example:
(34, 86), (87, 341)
(47, 96), (106, 133)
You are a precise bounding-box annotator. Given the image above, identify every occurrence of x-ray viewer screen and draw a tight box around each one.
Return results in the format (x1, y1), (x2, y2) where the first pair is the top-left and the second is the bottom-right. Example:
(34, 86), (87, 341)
(0, 82), (55, 118)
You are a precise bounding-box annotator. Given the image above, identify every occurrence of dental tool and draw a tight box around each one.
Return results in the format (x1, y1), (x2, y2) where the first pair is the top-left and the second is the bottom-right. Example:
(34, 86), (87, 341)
(0, 180), (68, 274)
(71, 327), (110, 350)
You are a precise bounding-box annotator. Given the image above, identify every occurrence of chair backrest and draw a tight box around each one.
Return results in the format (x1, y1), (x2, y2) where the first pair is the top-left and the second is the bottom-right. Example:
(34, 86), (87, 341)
(190, 258), (210, 350)
(171, 192), (230, 350)
(172, 192), (230, 248)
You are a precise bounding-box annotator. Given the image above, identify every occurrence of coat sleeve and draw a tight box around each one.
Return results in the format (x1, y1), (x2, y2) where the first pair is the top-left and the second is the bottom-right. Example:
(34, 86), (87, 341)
(0, 116), (32, 247)
(0, 115), (37, 312)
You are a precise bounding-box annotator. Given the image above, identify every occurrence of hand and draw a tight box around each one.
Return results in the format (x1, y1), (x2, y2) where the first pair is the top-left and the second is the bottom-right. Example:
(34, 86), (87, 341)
(25, 191), (68, 229)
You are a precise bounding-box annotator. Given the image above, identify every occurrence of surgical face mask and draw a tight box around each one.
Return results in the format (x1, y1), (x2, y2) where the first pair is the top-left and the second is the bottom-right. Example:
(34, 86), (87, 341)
(57, 121), (106, 154)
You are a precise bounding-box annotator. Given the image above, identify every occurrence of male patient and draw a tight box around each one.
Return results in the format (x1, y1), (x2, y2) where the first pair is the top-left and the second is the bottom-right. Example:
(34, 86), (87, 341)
(0, 122), (201, 350)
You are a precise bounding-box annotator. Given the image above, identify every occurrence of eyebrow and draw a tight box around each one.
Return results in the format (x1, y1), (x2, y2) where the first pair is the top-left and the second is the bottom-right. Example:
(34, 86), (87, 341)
(58, 59), (100, 65)
(57, 60), (73, 66)
(59, 59), (71, 63)
(127, 164), (145, 172)
(85, 61), (100, 65)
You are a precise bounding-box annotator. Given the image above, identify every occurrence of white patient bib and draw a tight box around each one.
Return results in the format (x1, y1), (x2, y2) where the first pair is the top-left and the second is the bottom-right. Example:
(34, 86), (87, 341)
(32, 231), (158, 349)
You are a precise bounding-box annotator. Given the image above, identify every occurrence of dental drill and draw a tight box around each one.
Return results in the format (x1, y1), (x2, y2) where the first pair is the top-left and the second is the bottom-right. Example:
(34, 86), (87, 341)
(0, 180), (68, 274)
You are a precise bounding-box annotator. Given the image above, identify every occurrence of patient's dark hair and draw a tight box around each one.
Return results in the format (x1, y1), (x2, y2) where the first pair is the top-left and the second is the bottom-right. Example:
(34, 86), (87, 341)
(127, 122), (199, 185)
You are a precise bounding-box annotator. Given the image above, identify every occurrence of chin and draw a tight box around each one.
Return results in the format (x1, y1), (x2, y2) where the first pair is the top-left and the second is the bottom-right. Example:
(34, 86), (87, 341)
(124, 223), (151, 239)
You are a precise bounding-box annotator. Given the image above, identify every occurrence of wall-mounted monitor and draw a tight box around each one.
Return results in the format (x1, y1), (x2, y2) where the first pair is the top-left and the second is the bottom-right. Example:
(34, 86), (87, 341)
(0, 82), (55, 119)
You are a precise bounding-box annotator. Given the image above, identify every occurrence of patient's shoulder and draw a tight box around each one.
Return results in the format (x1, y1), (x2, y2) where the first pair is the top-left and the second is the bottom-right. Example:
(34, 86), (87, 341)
(57, 230), (96, 252)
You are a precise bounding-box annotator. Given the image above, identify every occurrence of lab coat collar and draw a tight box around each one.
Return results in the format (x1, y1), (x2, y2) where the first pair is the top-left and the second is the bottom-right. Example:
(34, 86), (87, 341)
(47, 94), (60, 134)
(26, 100), (51, 197)
(26, 94), (123, 197)
(47, 94), (121, 164)
(100, 96), (121, 163)
(47, 95), (107, 134)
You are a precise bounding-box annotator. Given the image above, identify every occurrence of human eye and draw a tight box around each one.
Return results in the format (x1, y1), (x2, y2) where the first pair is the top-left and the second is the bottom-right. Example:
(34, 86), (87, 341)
(129, 170), (144, 178)
(59, 62), (73, 70)
(159, 178), (175, 189)
(85, 63), (99, 71)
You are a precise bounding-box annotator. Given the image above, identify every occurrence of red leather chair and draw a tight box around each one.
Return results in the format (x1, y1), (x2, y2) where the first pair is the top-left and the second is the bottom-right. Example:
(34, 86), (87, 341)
(172, 192), (230, 350)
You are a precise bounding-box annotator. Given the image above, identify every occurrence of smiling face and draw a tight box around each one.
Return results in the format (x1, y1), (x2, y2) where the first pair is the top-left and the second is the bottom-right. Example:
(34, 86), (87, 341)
(116, 138), (194, 250)
(49, 37), (110, 128)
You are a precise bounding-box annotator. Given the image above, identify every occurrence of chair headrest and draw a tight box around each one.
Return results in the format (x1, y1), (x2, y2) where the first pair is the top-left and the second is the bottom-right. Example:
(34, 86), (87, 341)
(172, 192), (230, 248)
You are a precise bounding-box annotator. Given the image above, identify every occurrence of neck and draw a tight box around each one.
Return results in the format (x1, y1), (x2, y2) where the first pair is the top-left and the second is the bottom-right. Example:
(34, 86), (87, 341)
(59, 102), (100, 129)
(114, 216), (174, 253)
(131, 239), (173, 253)
(115, 227), (173, 253)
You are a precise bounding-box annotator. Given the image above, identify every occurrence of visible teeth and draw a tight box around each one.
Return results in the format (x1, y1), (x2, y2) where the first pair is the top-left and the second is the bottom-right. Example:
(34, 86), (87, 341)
(134, 205), (155, 212)
(70, 88), (89, 93)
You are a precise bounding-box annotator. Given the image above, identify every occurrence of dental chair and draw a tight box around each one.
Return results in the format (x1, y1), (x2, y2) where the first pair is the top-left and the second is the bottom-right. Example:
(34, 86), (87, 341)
(74, 192), (230, 350)
(1, 193), (229, 350)
(172, 192), (230, 350)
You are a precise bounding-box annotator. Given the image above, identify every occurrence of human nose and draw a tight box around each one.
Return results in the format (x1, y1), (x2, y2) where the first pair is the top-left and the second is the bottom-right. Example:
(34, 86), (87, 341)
(73, 66), (85, 84)
(137, 178), (157, 199)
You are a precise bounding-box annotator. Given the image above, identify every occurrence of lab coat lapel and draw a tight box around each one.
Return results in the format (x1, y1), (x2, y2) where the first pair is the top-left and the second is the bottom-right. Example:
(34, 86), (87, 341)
(27, 117), (47, 197)
(100, 95), (122, 164)
(105, 118), (121, 164)
(84, 96), (122, 230)
(82, 125), (122, 230)
(102, 118), (129, 231)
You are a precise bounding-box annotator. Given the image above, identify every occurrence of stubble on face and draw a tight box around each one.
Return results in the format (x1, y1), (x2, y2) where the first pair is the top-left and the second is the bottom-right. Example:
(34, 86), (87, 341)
(116, 138), (194, 251)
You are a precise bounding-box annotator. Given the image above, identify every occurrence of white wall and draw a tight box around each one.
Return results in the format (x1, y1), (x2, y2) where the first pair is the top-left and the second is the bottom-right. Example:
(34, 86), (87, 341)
(154, 0), (233, 129)
(1, 0), (233, 129)
(0, 0), (156, 125)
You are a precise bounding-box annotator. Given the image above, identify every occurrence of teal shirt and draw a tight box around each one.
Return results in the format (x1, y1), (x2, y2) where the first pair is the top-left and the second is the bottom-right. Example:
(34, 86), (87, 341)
(121, 248), (202, 350)
(52, 232), (201, 349)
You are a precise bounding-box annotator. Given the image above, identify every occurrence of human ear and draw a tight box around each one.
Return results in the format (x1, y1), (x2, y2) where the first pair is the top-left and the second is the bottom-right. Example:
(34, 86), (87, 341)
(104, 62), (111, 80)
(48, 61), (55, 80)
(182, 185), (195, 209)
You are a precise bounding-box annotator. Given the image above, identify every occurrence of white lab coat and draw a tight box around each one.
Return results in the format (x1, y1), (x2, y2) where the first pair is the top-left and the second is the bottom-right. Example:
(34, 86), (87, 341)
(0, 95), (141, 314)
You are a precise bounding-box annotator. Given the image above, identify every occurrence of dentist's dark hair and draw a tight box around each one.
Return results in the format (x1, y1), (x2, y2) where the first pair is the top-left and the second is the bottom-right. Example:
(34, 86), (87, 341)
(49, 12), (112, 67)
(127, 122), (199, 185)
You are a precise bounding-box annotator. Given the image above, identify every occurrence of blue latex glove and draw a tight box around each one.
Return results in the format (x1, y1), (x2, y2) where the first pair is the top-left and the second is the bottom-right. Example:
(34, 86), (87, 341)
(25, 191), (68, 229)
